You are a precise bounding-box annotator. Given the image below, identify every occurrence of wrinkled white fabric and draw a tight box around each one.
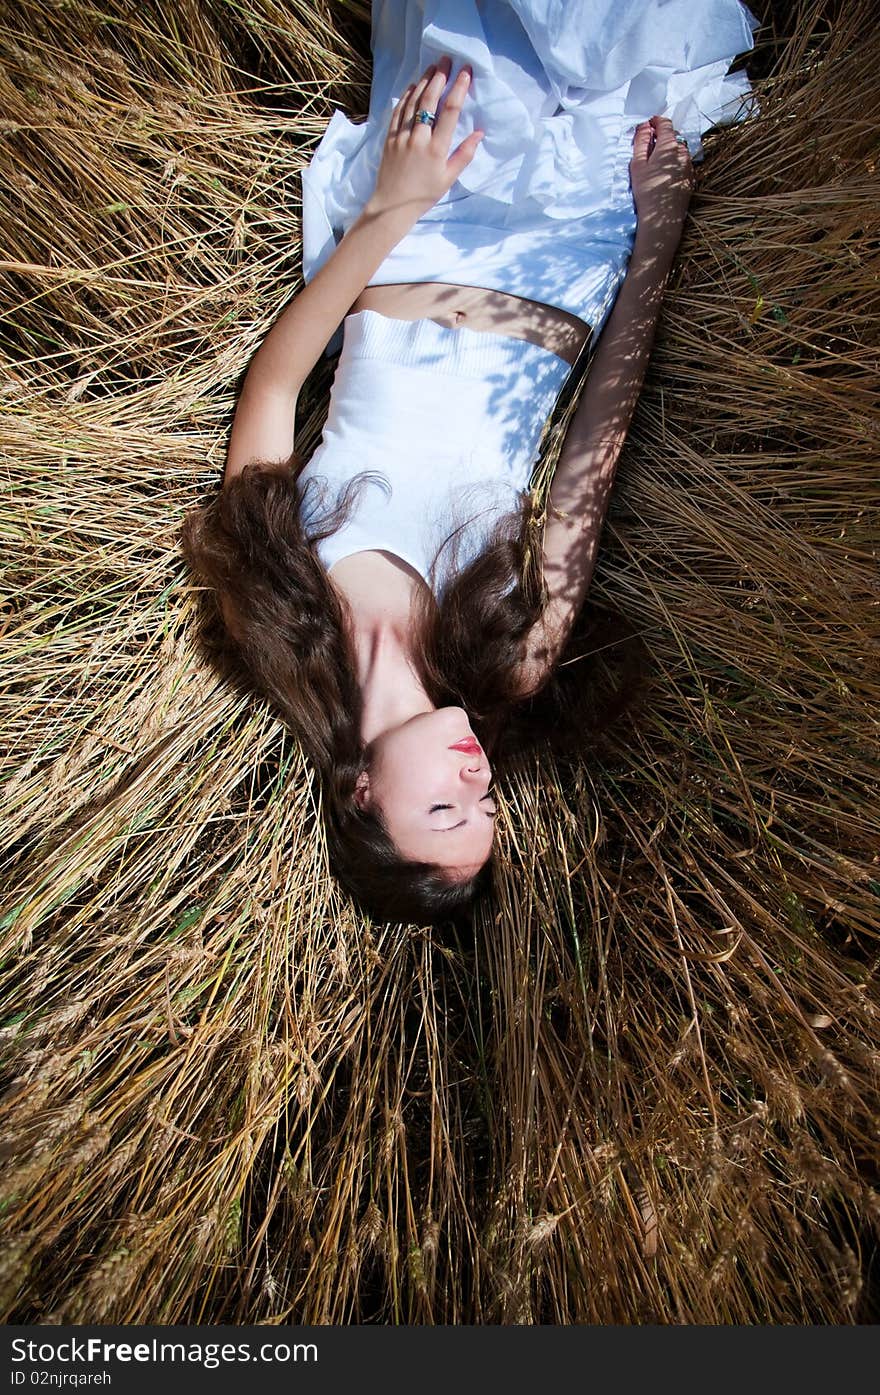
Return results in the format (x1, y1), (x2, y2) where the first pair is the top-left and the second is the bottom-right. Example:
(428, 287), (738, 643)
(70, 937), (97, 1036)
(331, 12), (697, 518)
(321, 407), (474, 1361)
(300, 0), (760, 356)
(298, 308), (571, 597)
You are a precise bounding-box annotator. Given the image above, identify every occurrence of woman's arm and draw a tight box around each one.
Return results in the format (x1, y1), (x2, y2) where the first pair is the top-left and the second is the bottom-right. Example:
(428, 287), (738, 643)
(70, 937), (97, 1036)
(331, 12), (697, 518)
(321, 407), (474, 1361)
(224, 57), (482, 486)
(516, 117), (694, 696)
(224, 200), (414, 484)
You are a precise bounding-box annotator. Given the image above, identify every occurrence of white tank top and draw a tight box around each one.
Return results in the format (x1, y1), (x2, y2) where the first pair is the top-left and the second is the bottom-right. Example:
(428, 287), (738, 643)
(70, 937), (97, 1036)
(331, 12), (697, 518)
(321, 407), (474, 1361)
(297, 309), (572, 599)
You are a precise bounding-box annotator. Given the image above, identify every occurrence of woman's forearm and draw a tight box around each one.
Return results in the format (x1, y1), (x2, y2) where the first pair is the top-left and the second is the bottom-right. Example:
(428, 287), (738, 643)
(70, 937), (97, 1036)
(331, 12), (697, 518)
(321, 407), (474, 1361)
(224, 199), (414, 481)
(242, 197), (414, 398)
(547, 229), (675, 531)
(514, 227), (679, 684)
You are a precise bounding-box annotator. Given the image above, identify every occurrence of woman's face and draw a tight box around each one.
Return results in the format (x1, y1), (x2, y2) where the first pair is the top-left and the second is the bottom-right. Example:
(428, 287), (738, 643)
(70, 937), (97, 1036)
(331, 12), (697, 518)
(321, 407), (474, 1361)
(355, 706), (496, 877)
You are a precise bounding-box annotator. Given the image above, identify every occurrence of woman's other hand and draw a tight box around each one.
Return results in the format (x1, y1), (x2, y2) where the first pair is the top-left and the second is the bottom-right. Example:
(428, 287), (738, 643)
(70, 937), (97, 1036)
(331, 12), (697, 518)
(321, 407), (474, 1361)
(630, 116), (695, 255)
(365, 56), (485, 226)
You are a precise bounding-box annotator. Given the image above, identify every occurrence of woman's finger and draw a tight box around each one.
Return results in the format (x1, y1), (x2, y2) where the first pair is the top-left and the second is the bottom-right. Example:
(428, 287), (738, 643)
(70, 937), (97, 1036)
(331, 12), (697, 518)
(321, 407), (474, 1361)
(653, 115), (680, 144)
(429, 63), (473, 148)
(632, 120), (652, 161)
(388, 84), (414, 139)
(412, 66), (437, 119)
(446, 124), (486, 182)
(409, 58), (456, 140)
(400, 63), (437, 131)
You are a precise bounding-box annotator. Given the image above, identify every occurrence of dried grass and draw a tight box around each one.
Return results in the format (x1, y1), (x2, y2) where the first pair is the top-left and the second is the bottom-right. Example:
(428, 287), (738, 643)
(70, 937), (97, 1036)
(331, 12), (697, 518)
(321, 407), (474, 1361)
(1, 0), (878, 1324)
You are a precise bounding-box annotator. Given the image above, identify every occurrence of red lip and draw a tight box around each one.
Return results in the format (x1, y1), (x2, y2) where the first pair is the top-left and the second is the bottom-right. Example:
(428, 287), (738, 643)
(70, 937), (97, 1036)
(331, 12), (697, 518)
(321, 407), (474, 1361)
(449, 737), (482, 755)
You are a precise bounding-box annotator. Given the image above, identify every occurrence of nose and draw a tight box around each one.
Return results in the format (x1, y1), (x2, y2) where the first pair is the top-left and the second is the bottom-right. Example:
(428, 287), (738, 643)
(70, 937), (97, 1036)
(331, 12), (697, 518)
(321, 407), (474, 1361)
(459, 758), (491, 785)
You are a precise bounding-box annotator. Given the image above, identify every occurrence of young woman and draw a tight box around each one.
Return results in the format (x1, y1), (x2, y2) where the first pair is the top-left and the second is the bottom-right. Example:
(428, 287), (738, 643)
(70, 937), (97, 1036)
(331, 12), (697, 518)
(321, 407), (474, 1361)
(180, 1), (759, 925)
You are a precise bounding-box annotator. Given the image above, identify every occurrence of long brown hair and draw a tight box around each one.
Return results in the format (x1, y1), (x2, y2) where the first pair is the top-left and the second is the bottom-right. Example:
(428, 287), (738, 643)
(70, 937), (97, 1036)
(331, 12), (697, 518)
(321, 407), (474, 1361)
(179, 456), (649, 925)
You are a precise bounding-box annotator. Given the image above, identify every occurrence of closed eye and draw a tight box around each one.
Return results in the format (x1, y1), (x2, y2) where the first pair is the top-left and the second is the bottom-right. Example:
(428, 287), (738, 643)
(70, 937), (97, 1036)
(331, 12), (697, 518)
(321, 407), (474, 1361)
(430, 794), (497, 826)
(429, 794), (495, 813)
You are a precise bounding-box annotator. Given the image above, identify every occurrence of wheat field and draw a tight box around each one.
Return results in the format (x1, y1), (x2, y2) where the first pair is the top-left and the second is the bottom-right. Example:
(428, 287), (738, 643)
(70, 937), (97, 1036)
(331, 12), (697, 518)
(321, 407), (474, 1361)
(0, 0), (878, 1323)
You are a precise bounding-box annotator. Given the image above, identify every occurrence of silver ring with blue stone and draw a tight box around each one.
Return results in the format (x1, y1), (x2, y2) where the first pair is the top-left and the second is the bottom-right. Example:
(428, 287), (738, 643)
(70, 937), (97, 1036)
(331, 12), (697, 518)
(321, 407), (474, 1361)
(416, 108), (437, 127)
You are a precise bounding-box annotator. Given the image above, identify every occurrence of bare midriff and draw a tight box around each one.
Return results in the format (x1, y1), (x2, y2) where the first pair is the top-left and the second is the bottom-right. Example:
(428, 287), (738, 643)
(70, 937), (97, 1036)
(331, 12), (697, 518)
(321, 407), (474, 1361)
(348, 281), (591, 367)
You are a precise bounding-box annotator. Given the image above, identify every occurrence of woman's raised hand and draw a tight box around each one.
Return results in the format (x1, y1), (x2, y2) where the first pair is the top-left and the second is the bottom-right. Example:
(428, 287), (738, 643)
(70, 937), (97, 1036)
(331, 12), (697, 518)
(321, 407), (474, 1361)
(630, 116), (695, 253)
(366, 56), (485, 225)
